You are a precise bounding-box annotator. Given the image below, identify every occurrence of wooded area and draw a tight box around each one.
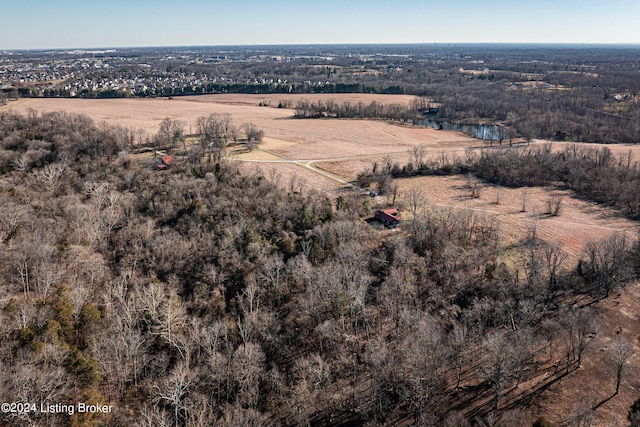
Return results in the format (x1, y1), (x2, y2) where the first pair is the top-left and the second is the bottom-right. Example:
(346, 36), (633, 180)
(0, 110), (639, 426)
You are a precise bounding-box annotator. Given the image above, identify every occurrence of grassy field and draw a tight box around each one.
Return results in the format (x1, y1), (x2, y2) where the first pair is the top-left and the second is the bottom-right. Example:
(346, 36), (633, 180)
(395, 174), (637, 262)
(2, 95), (478, 191)
(1, 93), (415, 133)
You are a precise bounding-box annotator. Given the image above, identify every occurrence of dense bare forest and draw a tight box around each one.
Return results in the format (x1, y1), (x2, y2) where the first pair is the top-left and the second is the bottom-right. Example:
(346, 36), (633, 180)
(0, 110), (639, 426)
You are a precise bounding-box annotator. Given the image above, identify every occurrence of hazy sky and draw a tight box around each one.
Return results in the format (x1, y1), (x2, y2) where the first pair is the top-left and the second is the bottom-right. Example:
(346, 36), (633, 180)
(3, 0), (639, 49)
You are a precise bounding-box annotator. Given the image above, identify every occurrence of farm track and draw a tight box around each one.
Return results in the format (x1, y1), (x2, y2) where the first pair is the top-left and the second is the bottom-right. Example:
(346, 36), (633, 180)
(227, 138), (547, 191)
(228, 146), (423, 187)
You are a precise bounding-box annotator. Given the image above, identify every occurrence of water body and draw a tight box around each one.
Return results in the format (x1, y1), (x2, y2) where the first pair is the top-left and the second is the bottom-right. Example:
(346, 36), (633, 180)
(417, 119), (505, 141)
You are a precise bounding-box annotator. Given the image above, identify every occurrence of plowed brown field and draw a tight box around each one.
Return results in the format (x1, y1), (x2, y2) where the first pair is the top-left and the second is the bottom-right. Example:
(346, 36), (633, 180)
(2, 95), (482, 191)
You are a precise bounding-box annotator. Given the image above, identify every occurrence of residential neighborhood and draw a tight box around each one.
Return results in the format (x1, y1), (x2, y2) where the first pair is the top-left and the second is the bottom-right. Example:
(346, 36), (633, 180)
(0, 46), (411, 99)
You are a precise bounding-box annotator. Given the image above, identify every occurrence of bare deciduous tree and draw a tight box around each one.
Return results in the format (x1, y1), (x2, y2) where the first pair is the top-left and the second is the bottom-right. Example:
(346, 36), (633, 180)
(154, 362), (192, 427)
(480, 330), (512, 410)
(559, 307), (598, 371)
(228, 124), (239, 144)
(411, 144), (426, 169)
(156, 118), (185, 151)
(611, 337), (633, 395)
(581, 233), (633, 298)
(405, 186), (425, 222)
(242, 122), (264, 144)
(543, 242), (567, 298)
(139, 283), (189, 360)
(547, 194), (563, 216)
(32, 162), (66, 194)
(232, 342), (266, 408)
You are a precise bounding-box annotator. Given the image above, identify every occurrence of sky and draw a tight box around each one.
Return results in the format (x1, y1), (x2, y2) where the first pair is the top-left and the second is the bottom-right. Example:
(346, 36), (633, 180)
(2, 0), (639, 50)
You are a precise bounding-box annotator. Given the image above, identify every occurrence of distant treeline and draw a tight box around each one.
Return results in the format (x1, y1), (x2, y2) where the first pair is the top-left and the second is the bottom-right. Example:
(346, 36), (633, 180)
(429, 82), (640, 144)
(474, 144), (640, 219)
(293, 97), (431, 120)
(381, 143), (640, 220)
(16, 82), (406, 99)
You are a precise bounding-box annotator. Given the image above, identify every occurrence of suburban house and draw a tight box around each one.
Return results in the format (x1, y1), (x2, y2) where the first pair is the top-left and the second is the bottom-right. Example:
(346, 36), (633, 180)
(375, 208), (400, 228)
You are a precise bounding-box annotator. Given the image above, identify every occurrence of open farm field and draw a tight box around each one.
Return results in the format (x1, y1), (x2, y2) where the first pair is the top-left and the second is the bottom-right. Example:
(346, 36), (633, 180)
(6, 96), (640, 215)
(2, 96), (289, 133)
(1, 96), (470, 158)
(1, 95), (480, 185)
(262, 120), (480, 160)
(6, 97), (640, 186)
(1, 93), (415, 134)
(395, 174), (638, 262)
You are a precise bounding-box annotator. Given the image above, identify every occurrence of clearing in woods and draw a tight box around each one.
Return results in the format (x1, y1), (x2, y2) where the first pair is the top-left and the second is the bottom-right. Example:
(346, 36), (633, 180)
(4, 94), (639, 246)
(5, 94), (640, 239)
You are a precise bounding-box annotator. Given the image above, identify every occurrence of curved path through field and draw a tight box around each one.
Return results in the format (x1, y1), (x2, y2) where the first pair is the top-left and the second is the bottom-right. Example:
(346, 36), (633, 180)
(226, 138), (545, 190)
(227, 145), (428, 187)
(227, 147), (355, 186)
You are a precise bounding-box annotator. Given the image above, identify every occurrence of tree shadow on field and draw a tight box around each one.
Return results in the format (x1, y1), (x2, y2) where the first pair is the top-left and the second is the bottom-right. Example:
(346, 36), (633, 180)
(501, 369), (571, 413)
(592, 392), (617, 410)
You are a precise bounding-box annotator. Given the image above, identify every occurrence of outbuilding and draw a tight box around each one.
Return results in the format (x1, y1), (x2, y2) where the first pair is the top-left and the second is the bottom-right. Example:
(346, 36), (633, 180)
(375, 208), (400, 228)
(156, 155), (173, 170)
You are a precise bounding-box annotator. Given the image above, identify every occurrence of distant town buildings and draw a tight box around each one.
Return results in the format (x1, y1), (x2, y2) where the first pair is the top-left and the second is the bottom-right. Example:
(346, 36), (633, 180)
(0, 47), (409, 98)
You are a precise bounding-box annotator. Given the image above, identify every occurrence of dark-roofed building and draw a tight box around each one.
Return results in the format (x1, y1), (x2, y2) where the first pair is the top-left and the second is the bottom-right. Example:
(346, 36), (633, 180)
(375, 208), (400, 228)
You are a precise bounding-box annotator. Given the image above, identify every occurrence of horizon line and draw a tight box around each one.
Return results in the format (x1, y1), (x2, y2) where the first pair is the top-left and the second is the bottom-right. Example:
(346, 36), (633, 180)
(3, 42), (640, 52)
